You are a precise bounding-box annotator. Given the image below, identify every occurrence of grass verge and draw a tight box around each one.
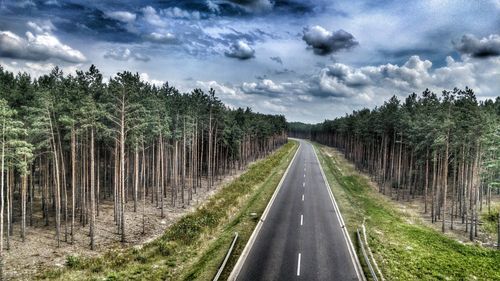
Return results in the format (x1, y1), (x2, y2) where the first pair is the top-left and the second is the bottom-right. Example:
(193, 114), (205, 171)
(39, 140), (298, 281)
(314, 143), (500, 281)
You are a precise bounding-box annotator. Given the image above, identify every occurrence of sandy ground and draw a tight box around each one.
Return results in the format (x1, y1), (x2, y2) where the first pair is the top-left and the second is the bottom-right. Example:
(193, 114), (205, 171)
(3, 170), (245, 280)
(324, 147), (499, 249)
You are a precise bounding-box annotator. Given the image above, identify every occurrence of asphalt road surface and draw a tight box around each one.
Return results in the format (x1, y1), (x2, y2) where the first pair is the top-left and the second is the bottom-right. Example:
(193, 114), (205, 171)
(233, 139), (362, 281)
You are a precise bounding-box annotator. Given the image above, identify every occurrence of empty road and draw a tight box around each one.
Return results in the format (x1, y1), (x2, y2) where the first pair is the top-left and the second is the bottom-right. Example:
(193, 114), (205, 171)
(231, 139), (363, 281)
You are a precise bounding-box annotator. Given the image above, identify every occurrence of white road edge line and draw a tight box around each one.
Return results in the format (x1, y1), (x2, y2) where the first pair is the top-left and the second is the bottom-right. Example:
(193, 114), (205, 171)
(297, 253), (301, 276)
(311, 142), (366, 281)
(300, 214), (303, 226)
(228, 140), (302, 281)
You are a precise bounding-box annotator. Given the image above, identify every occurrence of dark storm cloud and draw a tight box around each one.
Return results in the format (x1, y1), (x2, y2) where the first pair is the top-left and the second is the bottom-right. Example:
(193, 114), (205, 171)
(453, 34), (500, 58)
(302, 25), (358, 55)
(224, 41), (255, 59)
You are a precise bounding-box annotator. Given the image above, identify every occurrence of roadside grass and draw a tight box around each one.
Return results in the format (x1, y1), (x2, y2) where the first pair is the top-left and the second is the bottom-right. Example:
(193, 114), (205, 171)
(314, 143), (500, 281)
(39, 140), (298, 281)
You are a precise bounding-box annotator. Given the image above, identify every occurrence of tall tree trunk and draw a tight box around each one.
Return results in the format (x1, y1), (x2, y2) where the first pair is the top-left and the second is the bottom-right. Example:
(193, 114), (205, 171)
(424, 149), (429, 213)
(142, 143), (146, 234)
(90, 128), (96, 250)
(48, 111), (61, 247)
(21, 172), (27, 242)
(0, 130), (5, 279)
(442, 131), (449, 233)
(134, 146), (139, 213)
(182, 117), (186, 206)
(120, 95), (126, 243)
(71, 128), (76, 244)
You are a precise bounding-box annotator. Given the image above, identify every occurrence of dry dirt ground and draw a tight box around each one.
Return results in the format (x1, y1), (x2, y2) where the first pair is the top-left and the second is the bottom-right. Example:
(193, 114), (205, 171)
(3, 170), (245, 280)
(324, 148), (499, 249)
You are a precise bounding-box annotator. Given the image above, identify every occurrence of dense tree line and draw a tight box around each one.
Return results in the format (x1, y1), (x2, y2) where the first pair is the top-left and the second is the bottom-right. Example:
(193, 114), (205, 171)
(0, 65), (287, 275)
(290, 88), (500, 241)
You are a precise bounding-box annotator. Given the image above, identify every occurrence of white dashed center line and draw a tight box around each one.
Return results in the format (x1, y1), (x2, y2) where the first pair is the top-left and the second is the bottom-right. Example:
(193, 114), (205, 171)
(297, 253), (301, 276)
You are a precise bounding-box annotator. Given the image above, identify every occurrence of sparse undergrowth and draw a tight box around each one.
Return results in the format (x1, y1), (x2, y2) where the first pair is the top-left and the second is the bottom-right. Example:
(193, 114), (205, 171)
(39, 140), (298, 281)
(481, 204), (500, 237)
(314, 143), (500, 281)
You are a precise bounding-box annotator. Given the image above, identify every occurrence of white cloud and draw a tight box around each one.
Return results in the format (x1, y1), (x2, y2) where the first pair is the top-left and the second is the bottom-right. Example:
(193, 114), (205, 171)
(104, 47), (150, 62)
(196, 80), (245, 100)
(262, 100), (287, 113)
(27, 20), (55, 33)
(139, 72), (164, 86)
(242, 79), (284, 95)
(0, 30), (86, 63)
(146, 32), (177, 44)
(105, 11), (137, 23)
(0, 60), (82, 77)
(206, 0), (221, 13)
(302, 25), (358, 55)
(161, 7), (201, 20)
(225, 40), (255, 60)
(141, 6), (167, 28)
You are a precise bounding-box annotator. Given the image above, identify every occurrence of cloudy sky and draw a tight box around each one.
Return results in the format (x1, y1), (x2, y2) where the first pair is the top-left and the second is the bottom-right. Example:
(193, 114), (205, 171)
(0, 0), (499, 123)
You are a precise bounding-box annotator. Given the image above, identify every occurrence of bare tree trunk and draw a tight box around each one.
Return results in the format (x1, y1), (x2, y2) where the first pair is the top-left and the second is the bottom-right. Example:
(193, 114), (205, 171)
(142, 143), (146, 234)
(90, 128), (96, 250)
(21, 172), (27, 242)
(48, 111), (61, 247)
(159, 134), (164, 218)
(208, 109), (212, 190)
(397, 132), (403, 201)
(5, 168), (10, 250)
(497, 212), (500, 250)
(134, 146), (138, 213)
(120, 96), (126, 243)
(0, 131), (5, 280)
(71, 128), (76, 244)
(424, 149), (429, 213)
(182, 117), (186, 206)
(442, 131), (449, 233)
